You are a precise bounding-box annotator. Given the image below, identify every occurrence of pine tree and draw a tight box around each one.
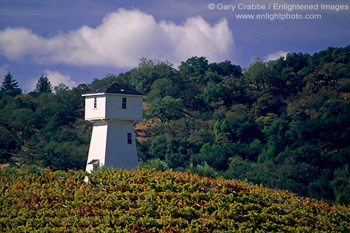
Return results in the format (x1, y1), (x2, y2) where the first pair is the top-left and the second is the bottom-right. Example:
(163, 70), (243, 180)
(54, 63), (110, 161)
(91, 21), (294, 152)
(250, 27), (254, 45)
(0, 72), (22, 97)
(34, 75), (52, 94)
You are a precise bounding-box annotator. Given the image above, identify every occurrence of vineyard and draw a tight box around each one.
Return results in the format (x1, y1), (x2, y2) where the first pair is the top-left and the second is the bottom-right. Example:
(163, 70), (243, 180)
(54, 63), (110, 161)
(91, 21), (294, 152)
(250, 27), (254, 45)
(1, 167), (350, 232)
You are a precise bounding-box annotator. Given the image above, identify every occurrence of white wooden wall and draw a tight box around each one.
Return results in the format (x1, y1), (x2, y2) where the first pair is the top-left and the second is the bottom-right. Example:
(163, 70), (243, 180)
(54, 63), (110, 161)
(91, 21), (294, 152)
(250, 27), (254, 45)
(84, 95), (143, 121)
(85, 120), (138, 172)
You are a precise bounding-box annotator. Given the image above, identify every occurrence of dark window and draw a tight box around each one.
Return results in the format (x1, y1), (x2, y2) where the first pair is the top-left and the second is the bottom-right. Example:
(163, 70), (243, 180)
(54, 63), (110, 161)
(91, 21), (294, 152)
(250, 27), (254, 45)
(122, 98), (127, 109)
(93, 97), (97, 109)
(127, 133), (132, 144)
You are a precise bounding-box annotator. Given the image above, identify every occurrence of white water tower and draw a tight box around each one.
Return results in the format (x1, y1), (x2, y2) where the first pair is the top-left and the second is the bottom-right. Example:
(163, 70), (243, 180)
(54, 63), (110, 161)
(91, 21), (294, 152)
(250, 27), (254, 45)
(82, 83), (144, 172)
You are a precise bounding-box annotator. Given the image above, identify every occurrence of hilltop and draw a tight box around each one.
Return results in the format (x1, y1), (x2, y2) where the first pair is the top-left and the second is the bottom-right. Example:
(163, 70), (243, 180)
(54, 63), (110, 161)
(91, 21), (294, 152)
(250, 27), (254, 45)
(1, 45), (350, 204)
(0, 167), (349, 232)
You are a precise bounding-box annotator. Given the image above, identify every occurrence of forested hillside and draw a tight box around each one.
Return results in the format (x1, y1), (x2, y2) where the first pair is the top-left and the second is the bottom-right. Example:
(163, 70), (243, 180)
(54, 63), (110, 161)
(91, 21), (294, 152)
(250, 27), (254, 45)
(1, 45), (349, 204)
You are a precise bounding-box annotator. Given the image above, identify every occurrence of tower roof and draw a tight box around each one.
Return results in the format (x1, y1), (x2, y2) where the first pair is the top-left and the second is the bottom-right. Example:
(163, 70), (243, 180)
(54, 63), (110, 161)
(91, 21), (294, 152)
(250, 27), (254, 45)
(84, 83), (144, 96)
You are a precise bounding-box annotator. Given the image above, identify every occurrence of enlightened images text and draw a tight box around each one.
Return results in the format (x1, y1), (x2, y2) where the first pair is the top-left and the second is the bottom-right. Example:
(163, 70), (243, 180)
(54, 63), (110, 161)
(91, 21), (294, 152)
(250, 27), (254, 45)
(214, 3), (349, 12)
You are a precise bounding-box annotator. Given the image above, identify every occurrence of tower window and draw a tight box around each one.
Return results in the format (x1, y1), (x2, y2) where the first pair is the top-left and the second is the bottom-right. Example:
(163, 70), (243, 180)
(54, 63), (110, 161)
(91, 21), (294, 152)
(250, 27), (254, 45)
(93, 97), (97, 109)
(122, 97), (127, 109)
(127, 133), (132, 144)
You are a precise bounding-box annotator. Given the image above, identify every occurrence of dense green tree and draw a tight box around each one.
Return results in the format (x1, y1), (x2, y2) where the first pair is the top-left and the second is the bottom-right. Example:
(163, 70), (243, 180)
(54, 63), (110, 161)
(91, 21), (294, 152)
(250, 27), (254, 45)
(0, 126), (17, 163)
(54, 83), (69, 93)
(0, 72), (22, 97)
(223, 76), (248, 104)
(34, 75), (52, 94)
(165, 137), (190, 169)
(308, 170), (334, 201)
(258, 118), (289, 163)
(179, 81), (205, 110)
(196, 83), (229, 106)
(178, 56), (209, 81)
(147, 78), (179, 101)
(214, 114), (263, 144)
(332, 164), (350, 204)
(139, 158), (169, 171)
(149, 135), (167, 160)
(35, 140), (87, 170)
(196, 143), (232, 170)
(253, 93), (285, 117)
(128, 58), (176, 94)
(285, 52), (309, 72)
(189, 162), (217, 178)
(146, 96), (184, 124)
(208, 60), (242, 78)
(224, 156), (252, 180)
(13, 94), (36, 110)
(243, 58), (268, 91)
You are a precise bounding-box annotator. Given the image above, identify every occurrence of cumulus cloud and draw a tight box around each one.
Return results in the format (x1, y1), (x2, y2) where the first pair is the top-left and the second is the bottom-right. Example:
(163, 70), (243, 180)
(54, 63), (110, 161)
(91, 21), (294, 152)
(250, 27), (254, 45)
(159, 17), (233, 63)
(44, 70), (77, 89)
(26, 70), (77, 92)
(0, 8), (234, 68)
(264, 50), (288, 62)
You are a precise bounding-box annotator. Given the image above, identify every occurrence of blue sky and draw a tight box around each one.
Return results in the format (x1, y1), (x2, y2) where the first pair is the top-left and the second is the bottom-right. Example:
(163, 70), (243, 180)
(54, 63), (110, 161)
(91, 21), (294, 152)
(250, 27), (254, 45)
(0, 0), (349, 92)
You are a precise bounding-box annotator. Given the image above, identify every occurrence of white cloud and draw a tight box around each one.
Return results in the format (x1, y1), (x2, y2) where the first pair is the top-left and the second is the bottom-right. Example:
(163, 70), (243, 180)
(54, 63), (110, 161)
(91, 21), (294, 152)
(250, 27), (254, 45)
(44, 70), (77, 89)
(25, 70), (77, 92)
(26, 77), (39, 93)
(159, 17), (233, 63)
(0, 8), (235, 69)
(264, 50), (288, 62)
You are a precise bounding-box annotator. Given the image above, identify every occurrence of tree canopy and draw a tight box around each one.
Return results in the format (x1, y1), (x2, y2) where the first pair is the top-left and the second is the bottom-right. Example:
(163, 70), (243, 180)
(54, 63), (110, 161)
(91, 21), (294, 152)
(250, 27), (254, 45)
(0, 72), (22, 97)
(1, 45), (350, 204)
(33, 75), (52, 94)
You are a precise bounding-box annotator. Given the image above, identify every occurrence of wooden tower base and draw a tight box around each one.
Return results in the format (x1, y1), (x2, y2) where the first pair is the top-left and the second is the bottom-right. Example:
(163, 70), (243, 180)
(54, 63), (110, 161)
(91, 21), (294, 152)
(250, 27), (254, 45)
(85, 120), (138, 173)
